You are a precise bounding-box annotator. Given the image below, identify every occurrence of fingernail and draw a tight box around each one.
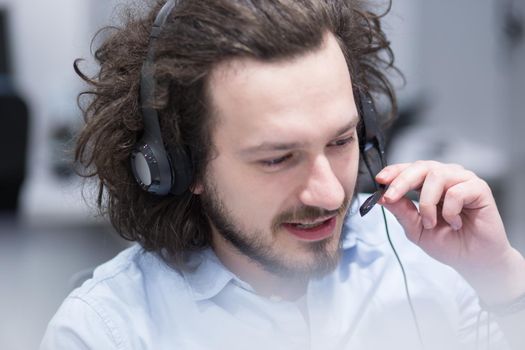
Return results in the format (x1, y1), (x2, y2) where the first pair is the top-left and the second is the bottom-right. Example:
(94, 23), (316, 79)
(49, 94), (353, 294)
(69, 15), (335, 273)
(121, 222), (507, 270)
(422, 218), (433, 229)
(451, 217), (462, 231)
(384, 187), (397, 201)
(376, 169), (388, 180)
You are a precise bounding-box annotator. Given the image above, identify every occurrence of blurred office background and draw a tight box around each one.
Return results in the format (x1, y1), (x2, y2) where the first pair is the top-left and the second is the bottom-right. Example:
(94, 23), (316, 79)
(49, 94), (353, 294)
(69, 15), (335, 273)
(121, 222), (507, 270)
(0, 0), (523, 349)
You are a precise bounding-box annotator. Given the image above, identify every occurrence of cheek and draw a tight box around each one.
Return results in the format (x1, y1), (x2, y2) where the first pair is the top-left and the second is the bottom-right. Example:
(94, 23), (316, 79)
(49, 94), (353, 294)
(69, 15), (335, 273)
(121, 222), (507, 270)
(333, 146), (360, 188)
(207, 157), (281, 228)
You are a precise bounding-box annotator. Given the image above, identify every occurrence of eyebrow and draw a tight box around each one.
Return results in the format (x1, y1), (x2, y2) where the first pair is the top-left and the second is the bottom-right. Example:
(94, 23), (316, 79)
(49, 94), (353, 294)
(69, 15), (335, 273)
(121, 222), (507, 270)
(239, 116), (359, 156)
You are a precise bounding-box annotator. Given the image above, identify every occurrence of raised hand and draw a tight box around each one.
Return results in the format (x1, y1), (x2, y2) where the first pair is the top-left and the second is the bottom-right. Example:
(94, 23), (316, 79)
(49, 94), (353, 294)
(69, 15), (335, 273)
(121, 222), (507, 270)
(376, 161), (525, 305)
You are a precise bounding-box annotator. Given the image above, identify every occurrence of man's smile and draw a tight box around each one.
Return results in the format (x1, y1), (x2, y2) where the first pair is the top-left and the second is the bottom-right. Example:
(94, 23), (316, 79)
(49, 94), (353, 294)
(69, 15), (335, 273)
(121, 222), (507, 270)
(281, 216), (337, 241)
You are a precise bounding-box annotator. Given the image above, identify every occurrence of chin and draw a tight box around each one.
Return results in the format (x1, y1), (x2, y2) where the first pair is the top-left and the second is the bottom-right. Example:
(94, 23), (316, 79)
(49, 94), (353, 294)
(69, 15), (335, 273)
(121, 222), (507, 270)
(266, 237), (342, 280)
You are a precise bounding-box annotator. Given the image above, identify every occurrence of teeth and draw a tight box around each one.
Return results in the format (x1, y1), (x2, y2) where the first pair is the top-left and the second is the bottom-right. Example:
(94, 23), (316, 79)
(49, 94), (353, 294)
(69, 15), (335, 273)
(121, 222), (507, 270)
(294, 222), (324, 229)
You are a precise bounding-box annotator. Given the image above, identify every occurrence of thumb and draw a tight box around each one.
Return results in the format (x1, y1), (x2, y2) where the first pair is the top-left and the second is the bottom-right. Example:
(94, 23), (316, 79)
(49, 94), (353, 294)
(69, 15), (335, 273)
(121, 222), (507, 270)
(381, 197), (423, 244)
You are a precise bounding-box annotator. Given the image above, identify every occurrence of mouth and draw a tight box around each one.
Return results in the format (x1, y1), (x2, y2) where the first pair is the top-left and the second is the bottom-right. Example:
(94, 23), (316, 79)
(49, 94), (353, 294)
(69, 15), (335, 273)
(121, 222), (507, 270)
(282, 215), (337, 241)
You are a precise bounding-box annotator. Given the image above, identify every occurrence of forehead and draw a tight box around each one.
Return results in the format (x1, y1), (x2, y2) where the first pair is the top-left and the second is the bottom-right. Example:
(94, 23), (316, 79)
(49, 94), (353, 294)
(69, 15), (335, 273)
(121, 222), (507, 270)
(207, 33), (358, 149)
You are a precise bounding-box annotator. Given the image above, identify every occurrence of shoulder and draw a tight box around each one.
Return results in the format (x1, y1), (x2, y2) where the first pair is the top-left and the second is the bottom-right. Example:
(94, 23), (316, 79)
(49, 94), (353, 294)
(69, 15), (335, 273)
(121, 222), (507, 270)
(71, 245), (186, 307)
(40, 245), (190, 349)
(40, 294), (123, 349)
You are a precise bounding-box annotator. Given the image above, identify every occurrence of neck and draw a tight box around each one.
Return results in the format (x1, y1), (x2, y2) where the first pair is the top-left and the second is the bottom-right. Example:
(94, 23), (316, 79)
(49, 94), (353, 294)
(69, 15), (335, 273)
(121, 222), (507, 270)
(211, 233), (308, 301)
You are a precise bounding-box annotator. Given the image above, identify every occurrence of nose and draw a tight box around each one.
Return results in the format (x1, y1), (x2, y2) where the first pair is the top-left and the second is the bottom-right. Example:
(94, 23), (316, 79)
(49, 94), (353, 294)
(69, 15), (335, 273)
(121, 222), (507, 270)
(298, 155), (345, 211)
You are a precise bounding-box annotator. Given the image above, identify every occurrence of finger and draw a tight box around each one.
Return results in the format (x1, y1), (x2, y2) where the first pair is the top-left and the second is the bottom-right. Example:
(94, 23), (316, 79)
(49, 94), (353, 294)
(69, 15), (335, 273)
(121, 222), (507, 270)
(380, 197), (423, 244)
(375, 163), (411, 184)
(441, 178), (489, 230)
(418, 170), (447, 230)
(382, 161), (437, 202)
(383, 162), (471, 204)
(417, 166), (470, 228)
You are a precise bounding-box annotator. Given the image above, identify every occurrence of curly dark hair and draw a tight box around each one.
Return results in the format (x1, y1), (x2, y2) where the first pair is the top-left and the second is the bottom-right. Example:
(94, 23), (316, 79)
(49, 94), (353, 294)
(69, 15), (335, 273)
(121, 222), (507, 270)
(74, 0), (397, 269)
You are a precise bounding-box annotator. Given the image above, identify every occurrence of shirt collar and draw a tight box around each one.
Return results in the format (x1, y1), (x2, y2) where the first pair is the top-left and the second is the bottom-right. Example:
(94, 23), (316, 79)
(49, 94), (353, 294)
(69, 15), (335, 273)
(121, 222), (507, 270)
(342, 195), (388, 248)
(182, 248), (238, 301)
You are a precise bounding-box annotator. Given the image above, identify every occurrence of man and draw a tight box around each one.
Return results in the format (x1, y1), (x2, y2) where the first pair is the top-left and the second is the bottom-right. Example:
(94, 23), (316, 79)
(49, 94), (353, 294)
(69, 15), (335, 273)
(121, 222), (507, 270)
(41, 0), (525, 349)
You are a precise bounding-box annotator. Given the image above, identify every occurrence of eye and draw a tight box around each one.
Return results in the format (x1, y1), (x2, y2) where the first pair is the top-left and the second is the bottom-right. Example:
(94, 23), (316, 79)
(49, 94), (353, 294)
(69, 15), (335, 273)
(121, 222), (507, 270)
(329, 136), (354, 148)
(260, 154), (293, 168)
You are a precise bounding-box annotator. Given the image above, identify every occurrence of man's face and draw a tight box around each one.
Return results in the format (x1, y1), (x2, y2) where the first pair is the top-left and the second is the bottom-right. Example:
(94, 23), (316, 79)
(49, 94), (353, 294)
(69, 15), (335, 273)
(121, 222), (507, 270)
(200, 33), (360, 279)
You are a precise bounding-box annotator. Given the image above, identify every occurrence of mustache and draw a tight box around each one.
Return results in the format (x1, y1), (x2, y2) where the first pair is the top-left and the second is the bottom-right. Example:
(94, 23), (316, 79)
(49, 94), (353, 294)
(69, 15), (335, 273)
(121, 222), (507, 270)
(271, 196), (349, 231)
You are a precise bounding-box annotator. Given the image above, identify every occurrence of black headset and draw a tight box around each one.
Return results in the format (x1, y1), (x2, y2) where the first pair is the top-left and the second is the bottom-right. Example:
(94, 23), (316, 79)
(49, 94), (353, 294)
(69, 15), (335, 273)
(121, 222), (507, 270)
(356, 89), (388, 216)
(130, 0), (192, 196)
(131, 0), (387, 209)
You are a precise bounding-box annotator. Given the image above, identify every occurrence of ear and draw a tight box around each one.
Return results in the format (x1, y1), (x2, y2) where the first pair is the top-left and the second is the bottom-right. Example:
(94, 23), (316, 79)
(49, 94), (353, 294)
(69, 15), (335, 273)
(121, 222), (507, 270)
(190, 181), (204, 195)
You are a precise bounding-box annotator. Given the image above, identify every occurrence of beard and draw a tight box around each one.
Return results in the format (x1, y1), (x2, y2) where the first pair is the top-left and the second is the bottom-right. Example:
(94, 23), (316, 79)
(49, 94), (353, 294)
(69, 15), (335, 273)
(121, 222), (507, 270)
(201, 181), (352, 280)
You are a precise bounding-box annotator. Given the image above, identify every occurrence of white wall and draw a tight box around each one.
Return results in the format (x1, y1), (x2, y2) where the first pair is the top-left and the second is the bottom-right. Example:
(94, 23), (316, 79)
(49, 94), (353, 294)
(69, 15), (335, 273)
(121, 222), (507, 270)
(383, 0), (422, 103)
(0, 0), (132, 223)
(418, 0), (506, 147)
(2, 0), (89, 170)
(503, 0), (525, 250)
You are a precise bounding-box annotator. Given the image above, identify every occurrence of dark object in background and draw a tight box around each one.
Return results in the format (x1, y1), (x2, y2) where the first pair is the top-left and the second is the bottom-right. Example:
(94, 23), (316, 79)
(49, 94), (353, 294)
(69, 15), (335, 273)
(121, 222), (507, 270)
(503, 0), (524, 48)
(0, 9), (10, 76)
(0, 95), (29, 211)
(50, 123), (75, 179)
(0, 9), (29, 212)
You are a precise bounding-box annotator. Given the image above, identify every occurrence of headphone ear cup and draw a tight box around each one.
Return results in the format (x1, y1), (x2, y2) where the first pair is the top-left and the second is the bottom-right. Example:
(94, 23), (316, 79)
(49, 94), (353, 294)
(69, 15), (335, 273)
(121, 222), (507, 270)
(167, 145), (193, 195)
(131, 138), (174, 195)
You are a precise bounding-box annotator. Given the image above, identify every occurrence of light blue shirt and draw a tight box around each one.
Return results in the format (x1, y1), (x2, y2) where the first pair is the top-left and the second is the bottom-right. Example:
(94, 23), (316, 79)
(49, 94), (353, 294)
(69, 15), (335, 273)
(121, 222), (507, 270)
(40, 199), (508, 350)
